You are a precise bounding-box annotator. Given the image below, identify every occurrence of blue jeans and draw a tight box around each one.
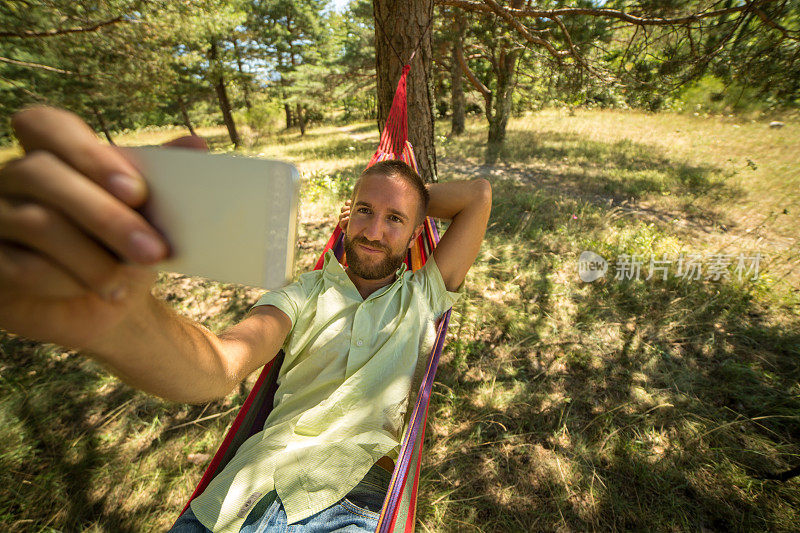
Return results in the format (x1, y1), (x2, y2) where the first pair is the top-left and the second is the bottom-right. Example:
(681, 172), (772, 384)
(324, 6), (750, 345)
(170, 463), (391, 532)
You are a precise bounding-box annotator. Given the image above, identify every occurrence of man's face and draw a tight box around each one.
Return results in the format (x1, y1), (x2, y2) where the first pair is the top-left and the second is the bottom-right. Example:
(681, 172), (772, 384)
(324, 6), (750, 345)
(344, 174), (422, 280)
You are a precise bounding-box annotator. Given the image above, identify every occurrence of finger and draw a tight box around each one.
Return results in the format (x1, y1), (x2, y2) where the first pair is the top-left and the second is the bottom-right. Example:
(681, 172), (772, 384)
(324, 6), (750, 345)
(161, 135), (209, 151)
(11, 106), (148, 207)
(0, 241), (86, 299)
(0, 197), (128, 300)
(0, 153), (168, 264)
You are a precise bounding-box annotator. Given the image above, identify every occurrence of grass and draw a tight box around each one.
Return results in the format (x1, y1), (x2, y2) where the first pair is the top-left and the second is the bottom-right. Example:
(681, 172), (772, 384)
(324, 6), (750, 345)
(1, 109), (798, 531)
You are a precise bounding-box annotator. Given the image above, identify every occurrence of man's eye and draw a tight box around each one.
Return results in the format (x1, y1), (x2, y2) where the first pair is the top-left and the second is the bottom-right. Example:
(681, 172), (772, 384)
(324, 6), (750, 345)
(358, 207), (370, 214)
(389, 215), (401, 222)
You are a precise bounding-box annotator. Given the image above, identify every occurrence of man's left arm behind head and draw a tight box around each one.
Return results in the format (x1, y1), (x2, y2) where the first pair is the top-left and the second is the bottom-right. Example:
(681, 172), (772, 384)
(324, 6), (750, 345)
(425, 179), (492, 293)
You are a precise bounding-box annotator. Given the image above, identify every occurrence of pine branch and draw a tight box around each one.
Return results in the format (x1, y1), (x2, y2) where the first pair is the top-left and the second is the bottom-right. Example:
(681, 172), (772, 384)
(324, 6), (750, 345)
(0, 16), (127, 39)
(455, 34), (491, 104)
(436, 0), (764, 27)
(544, 13), (612, 81)
(481, 0), (567, 65)
(0, 75), (50, 102)
(753, 6), (800, 40)
(0, 55), (74, 75)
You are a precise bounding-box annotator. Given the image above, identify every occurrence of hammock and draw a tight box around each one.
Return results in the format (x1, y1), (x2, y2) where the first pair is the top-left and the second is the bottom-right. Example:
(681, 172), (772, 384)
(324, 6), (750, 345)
(180, 64), (452, 533)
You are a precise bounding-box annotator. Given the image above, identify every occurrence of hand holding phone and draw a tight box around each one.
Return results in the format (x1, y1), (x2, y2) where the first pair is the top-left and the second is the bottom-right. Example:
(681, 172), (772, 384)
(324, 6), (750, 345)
(0, 106), (298, 355)
(0, 106), (175, 351)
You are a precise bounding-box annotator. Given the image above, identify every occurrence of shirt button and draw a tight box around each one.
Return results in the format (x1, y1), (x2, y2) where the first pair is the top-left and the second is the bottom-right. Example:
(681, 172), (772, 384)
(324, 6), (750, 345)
(356, 340), (363, 346)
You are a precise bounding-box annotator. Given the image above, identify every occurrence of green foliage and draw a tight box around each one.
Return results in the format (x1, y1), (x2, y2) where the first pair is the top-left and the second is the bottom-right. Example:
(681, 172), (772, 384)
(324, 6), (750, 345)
(0, 0), (250, 144)
(237, 101), (285, 134)
(667, 74), (790, 116)
(304, 168), (358, 201)
(670, 75), (731, 114)
(330, 0), (376, 121)
(2, 0), (797, 148)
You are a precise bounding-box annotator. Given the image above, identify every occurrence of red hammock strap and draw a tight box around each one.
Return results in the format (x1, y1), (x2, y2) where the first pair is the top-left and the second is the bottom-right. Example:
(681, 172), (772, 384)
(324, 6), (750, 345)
(376, 64), (410, 160)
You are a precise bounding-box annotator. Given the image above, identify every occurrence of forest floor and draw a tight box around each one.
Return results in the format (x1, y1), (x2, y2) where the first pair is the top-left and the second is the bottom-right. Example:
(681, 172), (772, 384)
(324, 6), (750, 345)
(1, 109), (798, 532)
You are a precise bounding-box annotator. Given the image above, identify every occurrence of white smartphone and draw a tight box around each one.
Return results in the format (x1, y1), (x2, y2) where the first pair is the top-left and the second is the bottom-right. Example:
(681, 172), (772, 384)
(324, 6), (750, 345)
(122, 146), (300, 289)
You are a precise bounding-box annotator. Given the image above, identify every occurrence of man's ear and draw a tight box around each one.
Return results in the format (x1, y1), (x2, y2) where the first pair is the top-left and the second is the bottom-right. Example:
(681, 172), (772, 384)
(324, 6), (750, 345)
(407, 223), (424, 249)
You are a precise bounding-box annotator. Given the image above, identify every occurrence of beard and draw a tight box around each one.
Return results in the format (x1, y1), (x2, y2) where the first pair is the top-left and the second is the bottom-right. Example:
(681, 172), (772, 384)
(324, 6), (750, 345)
(343, 233), (410, 280)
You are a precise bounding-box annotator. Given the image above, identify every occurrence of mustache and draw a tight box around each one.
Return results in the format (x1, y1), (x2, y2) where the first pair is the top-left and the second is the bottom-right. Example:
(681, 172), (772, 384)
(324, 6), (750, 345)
(352, 237), (388, 253)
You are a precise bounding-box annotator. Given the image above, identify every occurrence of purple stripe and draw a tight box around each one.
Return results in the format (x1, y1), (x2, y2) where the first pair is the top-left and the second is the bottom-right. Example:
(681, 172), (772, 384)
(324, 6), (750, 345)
(378, 310), (451, 532)
(376, 207), (451, 531)
(428, 218), (441, 242)
(333, 231), (345, 261)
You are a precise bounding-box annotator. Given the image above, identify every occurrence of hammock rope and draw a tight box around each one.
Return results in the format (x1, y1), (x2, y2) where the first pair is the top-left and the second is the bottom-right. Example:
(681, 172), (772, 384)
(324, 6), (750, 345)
(181, 64), (452, 533)
(373, 13), (433, 67)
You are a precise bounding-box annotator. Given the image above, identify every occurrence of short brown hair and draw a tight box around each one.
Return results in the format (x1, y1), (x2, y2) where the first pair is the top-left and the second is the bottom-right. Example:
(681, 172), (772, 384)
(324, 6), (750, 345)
(351, 160), (430, 225)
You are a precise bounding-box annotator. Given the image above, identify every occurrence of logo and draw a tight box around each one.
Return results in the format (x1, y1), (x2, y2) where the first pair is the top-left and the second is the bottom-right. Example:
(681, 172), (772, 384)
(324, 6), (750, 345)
(237, 492), (264, 518)
(578, 251), (608, 282)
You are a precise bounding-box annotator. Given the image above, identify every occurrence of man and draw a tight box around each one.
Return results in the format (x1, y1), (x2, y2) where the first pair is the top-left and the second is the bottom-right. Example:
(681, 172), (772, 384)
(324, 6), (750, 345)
(0, 107), (491, 532)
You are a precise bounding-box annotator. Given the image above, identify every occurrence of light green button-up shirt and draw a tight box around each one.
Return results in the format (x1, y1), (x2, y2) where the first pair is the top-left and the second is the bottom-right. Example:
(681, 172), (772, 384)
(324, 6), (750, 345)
(190, 248), (463, 532)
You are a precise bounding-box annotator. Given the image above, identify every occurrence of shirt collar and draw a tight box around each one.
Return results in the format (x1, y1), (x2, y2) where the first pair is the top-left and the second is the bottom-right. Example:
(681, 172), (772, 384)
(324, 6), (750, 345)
(321, 249), (408, 294)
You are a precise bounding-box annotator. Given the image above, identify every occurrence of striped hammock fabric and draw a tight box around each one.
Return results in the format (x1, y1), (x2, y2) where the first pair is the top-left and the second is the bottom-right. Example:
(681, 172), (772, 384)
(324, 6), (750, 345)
(180, 64), (453, 533)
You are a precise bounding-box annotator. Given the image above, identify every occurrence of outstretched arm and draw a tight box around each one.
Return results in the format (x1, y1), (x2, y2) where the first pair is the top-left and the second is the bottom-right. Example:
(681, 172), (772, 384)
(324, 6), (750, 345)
(0, 106), (287, 404)
(425, 179), (492, 292)
(87, 295), (290, 403)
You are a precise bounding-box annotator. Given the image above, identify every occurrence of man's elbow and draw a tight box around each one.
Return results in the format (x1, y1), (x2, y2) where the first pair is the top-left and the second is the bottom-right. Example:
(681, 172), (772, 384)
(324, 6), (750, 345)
(129, 373), (235, 406)
(474, 178), (492, 208)
(173, 371), (239, 405)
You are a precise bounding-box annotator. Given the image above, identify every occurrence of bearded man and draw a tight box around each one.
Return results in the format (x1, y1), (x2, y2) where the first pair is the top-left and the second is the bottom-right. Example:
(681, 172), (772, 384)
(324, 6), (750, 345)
(0, 107), (492, 533)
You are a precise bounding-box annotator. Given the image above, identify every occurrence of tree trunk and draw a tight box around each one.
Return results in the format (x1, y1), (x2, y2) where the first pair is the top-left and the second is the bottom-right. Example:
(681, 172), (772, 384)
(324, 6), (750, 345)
(485, 0), (524, 163)
(91, 105), (114, 145)
(279, 54), (293, 129)
(486, 47), (521, 163)
(284, 101), (293, 129)
(373, 0), (437, 183)
(209, 39), (240, 148)
(450, 12), (466, 137)
(287, 20), (303, 133)
(177, 95), (196, 136)
(296, 103), (306, 136)
(232, 38), (253, 111)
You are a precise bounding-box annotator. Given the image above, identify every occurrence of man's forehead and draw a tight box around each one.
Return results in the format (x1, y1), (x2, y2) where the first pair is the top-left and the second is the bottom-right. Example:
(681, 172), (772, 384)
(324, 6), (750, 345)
(354, 174), (413, 202)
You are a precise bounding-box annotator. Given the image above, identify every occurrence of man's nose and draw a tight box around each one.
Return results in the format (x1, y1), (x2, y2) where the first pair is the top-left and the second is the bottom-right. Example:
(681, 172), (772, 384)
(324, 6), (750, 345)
(362, 217), (383, 243)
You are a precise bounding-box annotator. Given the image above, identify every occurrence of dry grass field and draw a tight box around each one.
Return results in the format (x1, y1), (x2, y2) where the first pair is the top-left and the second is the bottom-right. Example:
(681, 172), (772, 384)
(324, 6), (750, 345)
(1, 109), (798, 531)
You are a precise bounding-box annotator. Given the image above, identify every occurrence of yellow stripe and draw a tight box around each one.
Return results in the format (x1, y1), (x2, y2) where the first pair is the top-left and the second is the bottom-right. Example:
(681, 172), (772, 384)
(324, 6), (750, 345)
(376, 317), (447, 528)
(410, 240), (422, 271)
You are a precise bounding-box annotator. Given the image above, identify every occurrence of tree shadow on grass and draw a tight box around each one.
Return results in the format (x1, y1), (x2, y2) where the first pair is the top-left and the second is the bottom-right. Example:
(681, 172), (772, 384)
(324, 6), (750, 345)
(414, 174), (799, 531)
(342, 122), (379, 136)
(444, 129), (745, 237)
(200, 132), (238, 152)
(560, 275), (799, 530)
(1, 334), (137, 531)
(0, 300), (258, 531)
(280, 136), (375, 162)
(421, 280), (800, 530)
